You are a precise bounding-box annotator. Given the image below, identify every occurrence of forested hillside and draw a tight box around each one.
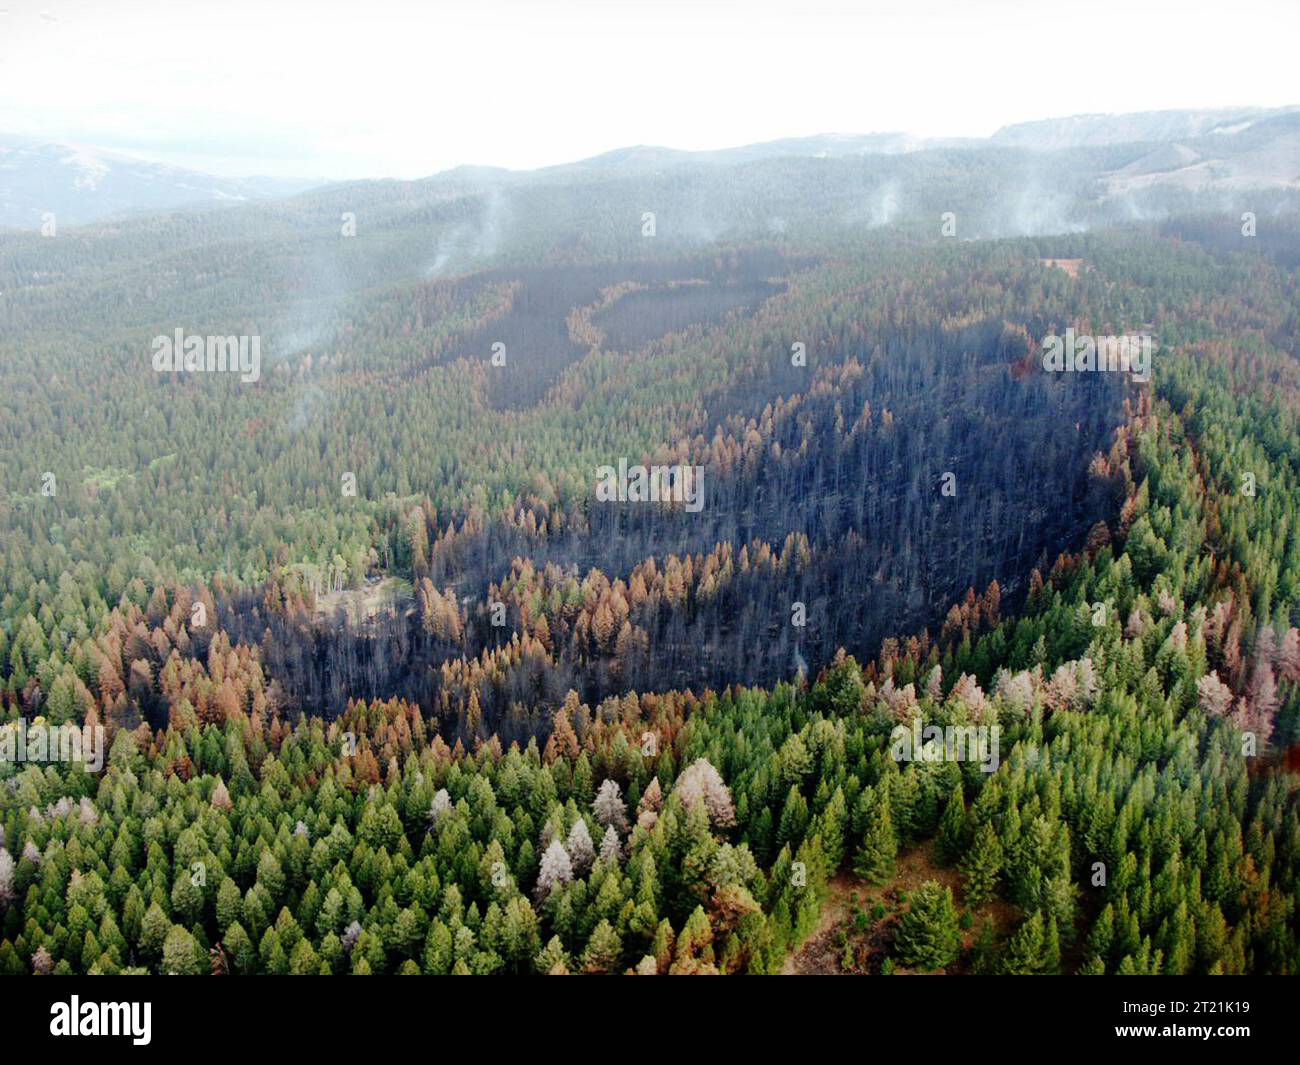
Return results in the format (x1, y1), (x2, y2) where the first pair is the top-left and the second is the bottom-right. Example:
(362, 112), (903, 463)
(1, 135), (1299, 975)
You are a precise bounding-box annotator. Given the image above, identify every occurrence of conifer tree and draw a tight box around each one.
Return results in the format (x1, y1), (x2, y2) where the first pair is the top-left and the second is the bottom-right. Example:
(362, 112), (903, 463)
(580, 920), (623, 974)
(853, 789), (897, 885)
(534, 839), (574, 902)
(894, 881), (960, 971)
(960, 820), (1003, 906)
(1001, 911), (1048, 975)
(935, 782), (967, 866)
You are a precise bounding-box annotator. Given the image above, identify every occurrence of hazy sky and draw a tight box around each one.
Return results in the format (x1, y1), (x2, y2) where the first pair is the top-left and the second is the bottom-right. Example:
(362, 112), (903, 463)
(0, 0), (1296, 179)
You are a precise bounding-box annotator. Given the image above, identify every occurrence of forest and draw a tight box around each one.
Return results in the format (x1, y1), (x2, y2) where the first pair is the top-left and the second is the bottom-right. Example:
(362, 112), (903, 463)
(1, 147), (1299, 975)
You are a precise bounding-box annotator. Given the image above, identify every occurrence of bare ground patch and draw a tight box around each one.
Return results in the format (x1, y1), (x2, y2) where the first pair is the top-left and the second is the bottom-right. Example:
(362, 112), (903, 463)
(782, 842), (1019, 975)
(313, 576), (413, 625)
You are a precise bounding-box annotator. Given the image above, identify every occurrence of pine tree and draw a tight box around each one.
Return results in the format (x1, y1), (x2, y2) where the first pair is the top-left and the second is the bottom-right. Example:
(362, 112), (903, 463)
(580, 919), (623, 974)
(499, 897), (541, 971)
(894, 881), (960, 971)
(533, 935), (569, 975)
(216, 878), (242, 932)
(935, 782), (967, 866)
(592, 779), (629, 833)
(566, 818), (596, 878)
(223, 922), (255, 974)
(598, 824), (622, 865)
(1043, 916), (1061, 975)
(162, 925), (204, 975)
(534, 839), (573, 902)
(1001, 911), (1048, 975)
(0, 848), (14, 906)
(853, 789), (897, 885)
(959, 820), (1003, 905)
(139, 902), (171, 958)
(289, 938), (321, 975)
(970, 916), (998, 974)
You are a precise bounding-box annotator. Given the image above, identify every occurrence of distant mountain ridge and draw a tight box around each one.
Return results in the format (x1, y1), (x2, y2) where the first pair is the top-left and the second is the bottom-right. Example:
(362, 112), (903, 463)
(0, 134), (320, 230)
(539, 107), (1300, 172)
(470, 107), (1300, 198)
(988, 106), (1300, 149)
(2, 106), (1297, 231)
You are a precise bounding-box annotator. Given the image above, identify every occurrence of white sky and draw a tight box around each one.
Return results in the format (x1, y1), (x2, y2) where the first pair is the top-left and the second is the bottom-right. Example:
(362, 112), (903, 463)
(0, 0), (1296, 180)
